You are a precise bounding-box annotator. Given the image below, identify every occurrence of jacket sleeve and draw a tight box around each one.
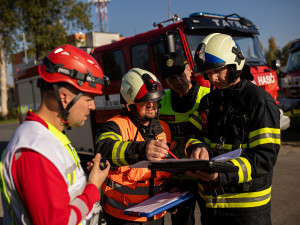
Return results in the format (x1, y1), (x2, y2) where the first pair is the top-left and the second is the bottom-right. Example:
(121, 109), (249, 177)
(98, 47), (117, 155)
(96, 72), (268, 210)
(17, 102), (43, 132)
(220, 95), (281, 187)
(95, 121), (148, 167)
(12, 149), (99, 225)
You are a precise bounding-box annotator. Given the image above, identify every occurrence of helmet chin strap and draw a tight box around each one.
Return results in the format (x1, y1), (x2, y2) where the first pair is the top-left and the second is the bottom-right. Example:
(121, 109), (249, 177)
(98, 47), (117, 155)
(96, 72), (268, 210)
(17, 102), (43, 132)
(52, 84), (83, 129)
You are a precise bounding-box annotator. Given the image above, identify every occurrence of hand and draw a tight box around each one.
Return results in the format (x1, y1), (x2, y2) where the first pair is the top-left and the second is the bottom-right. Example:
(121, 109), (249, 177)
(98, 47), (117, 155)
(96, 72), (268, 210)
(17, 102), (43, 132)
(169, 186), (181, 193)
(146, 140), (169, 161)
(186, 170), (218, 182)
(167, 206), (178, 214)
(87, 153), (110, 189)
(190, 147), (209, 160)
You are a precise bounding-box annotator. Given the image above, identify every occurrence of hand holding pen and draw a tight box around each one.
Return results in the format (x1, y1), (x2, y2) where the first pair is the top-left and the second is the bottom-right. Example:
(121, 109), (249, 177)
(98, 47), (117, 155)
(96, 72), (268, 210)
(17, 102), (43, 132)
(167, 140), (178, 159)
(146, 139), (170, 161)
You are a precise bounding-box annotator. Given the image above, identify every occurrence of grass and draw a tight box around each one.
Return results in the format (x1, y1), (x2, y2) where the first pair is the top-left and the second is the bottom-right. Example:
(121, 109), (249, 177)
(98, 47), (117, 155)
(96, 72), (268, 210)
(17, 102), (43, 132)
(0, 119), (19, 125)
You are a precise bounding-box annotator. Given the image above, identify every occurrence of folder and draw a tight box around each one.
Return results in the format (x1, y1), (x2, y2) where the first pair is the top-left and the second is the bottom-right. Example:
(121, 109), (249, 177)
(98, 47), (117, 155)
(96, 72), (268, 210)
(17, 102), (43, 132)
(130, 148), (241, 173)
(148, 159), (238, 173)
(124, 191), (193, 218)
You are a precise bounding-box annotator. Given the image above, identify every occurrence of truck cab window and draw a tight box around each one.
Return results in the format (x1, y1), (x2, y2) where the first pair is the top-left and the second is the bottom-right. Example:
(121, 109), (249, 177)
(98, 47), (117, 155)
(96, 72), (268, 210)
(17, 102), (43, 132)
(152, 42), (165, 74)
(173, 34), (184, 55)
(131, 43), (150, 71)
(103, 50), (126, 81)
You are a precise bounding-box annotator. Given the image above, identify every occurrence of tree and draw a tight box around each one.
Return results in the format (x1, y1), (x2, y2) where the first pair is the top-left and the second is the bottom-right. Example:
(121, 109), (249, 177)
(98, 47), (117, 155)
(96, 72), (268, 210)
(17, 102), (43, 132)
(0, 1), (20, 117)
(265, 36), (279, 66)
(19, 0), (93, 61)
(0, 0), (93, 118)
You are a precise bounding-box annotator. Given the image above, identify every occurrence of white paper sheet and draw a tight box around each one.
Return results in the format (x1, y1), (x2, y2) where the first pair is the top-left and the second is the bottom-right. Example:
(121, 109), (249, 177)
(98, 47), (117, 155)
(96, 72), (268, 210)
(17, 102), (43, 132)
(211, 148), (242, 162)
(124, 191), (190, 214)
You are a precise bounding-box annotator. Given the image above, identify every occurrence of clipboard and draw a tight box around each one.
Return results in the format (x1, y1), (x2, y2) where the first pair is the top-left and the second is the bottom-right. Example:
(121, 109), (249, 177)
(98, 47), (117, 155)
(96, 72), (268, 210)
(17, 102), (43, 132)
(124, 191), (193, 218)
(148, 160), (238, 173)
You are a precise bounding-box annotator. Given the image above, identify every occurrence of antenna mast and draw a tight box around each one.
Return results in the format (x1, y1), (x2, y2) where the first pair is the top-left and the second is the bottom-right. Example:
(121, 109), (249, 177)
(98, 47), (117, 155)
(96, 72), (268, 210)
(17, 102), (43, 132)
(93, 0), (111, 32)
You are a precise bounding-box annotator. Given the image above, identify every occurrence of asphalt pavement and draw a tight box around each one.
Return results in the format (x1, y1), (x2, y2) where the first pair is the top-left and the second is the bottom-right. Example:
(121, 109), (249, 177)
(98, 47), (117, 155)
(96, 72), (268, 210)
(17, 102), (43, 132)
(0, 120), (299, 225)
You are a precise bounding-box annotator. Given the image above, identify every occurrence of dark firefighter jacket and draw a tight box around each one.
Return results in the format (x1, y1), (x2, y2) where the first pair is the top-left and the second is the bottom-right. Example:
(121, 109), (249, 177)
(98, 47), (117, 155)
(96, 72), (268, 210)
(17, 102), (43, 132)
(95, 112), (171, 222)
(185, 78), (280, 216)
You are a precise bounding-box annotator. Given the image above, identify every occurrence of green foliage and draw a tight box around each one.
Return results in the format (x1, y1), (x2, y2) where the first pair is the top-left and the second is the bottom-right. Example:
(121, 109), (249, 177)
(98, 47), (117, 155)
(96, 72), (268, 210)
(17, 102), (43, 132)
(1, 0), (93, 62)
(19, 0), (93, 60)
(265, 36), (279, 66)
(0, 107), (18, 121)
(0, 0), (21, 61)
(264, 36), (294, 69)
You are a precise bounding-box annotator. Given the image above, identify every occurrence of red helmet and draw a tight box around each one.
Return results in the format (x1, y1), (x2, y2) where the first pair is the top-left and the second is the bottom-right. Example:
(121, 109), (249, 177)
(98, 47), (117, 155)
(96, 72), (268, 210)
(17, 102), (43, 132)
(38, 44), (105, 94)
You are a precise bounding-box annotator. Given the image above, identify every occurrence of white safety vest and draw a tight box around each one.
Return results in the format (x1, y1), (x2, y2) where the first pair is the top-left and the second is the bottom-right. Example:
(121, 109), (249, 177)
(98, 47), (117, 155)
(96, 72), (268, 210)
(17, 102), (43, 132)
(0, 121), (99, 225)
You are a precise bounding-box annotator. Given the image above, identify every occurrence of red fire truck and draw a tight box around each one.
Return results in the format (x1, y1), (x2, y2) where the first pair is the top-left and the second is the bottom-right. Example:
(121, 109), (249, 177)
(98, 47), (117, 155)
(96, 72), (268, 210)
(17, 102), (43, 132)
(14, 12), (289, 155)
(91, 12), (289, 130)
(279, 38), (300, 114)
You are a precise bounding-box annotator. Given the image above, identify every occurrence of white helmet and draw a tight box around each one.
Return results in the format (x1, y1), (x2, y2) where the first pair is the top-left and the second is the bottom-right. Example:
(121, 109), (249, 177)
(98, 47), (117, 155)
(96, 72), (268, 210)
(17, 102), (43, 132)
(194, 33), (245, 78)
(120, 68), (165, 106)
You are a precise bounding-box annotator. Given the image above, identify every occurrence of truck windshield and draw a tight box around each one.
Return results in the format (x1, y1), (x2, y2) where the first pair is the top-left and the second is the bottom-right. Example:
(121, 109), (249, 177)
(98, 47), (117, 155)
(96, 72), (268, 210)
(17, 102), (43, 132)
(286, 49), (300, 71)
(186, 34), (266, 70)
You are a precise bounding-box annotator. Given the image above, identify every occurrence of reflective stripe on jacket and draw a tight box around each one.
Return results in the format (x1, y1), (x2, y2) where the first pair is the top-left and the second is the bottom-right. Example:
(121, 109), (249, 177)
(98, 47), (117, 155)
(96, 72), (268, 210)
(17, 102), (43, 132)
(102, 114), (171, 222)
(159, 86), (209, 158)
(186, 79), (280, 215)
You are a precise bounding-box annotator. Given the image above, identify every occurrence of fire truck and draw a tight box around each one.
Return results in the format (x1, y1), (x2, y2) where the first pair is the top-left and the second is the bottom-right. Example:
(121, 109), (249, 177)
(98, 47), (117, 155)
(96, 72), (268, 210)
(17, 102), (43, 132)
(14, 12), (289, 157)
(91, 12), (289, 130)
(279, 38), (300, 114)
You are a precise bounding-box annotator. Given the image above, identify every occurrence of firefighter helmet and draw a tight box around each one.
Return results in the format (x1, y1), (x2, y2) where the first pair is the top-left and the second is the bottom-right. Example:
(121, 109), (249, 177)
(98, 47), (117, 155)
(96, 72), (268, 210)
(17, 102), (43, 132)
(38, 44), (105, 94)
(120, 68), (165, 106)
(194, 33), (245, 75)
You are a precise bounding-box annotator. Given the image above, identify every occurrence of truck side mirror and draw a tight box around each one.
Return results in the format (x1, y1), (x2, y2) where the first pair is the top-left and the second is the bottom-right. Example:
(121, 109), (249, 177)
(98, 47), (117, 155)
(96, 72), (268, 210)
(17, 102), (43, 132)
(271, 59), (281, 70)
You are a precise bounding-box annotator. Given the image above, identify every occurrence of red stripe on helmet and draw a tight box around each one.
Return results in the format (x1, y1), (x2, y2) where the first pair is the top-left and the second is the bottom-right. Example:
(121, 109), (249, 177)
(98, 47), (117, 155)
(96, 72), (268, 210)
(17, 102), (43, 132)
(135, 84), (148, 102)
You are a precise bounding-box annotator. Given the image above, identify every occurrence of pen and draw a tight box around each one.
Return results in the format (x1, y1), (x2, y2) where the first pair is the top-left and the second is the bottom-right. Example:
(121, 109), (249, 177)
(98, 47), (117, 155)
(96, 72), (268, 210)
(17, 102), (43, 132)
(168, 140), (178, 159)
(168, 149), (178, 159)
(157, 139), (178, 159)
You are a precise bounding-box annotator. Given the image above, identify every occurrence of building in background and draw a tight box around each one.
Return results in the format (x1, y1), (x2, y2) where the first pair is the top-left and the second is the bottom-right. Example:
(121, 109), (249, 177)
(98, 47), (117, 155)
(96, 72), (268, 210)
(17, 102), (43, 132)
(11, 31), (121, 75)
(1, 31), (121, 115)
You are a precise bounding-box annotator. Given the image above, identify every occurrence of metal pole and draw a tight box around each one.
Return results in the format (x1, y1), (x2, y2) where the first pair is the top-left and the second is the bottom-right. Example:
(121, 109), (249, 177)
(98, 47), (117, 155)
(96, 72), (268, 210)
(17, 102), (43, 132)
(23, 32), (28, 64)
(100, 2), (104, 32)
(168, 0), (171, 20)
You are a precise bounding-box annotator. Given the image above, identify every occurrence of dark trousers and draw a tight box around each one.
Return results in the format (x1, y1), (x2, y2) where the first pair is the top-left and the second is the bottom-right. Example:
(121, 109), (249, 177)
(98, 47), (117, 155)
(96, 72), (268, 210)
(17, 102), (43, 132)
(103, 210), (164, 225)
(170, 180), (201, 225)
(201, 213), (272, 225)
(199, 199), (272, 225)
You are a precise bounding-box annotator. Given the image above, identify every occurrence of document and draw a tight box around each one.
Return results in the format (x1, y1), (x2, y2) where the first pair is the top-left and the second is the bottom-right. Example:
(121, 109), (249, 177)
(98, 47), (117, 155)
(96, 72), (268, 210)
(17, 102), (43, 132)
(124, 191), (193, 218)
(211, 148), (242, 162)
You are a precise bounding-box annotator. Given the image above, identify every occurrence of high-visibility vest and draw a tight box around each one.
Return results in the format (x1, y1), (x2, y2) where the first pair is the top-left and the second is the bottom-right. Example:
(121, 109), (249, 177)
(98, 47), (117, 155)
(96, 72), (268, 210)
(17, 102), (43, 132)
(159, 86), (209, 158)
(0, 121), (98, 225)
(102, 115), (171, 222)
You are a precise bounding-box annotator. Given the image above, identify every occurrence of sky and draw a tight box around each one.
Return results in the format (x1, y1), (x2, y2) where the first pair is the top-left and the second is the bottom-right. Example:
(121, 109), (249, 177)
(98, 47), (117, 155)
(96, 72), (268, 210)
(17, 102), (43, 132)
(92, 0), (299, 49)
(6, 0), (300, 85)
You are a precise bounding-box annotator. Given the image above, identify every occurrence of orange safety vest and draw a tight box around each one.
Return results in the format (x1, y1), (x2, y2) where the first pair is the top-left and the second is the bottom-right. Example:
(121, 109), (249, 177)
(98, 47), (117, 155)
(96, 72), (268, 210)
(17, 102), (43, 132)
(102, 114), (172, 222)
